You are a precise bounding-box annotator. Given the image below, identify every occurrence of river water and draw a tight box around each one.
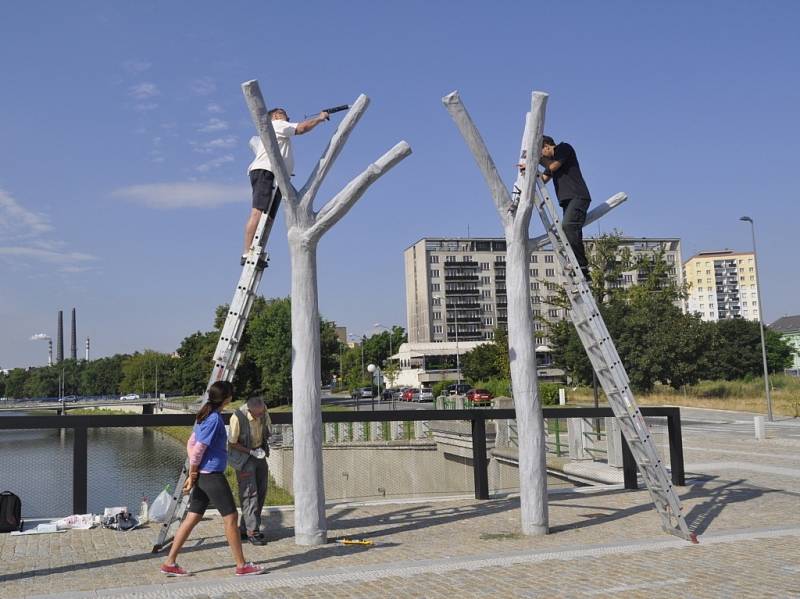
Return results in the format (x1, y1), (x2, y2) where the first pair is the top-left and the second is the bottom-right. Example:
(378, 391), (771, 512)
(0, 412), (187, 518)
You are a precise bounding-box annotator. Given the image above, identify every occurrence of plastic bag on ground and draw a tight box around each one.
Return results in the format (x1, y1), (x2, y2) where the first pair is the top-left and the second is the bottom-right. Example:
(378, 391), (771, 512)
(149, 487), (172, 523)
(55, 514), (95, 530)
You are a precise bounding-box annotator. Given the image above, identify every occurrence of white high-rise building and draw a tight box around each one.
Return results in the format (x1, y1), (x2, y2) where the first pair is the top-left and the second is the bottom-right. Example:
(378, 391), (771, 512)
(683, 250), (759, 322)
(404, 237), (684, 347)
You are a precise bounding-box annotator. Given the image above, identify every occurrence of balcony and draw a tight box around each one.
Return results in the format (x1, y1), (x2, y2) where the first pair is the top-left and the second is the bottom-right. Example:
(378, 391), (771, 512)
(444, 273), (480, 281)
(445, 288), (480, 296)
(447, 316), (481, 323)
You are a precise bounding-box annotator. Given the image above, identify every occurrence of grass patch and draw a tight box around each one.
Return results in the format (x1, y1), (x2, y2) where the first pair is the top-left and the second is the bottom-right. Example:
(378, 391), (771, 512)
(567, 374), (800, 418)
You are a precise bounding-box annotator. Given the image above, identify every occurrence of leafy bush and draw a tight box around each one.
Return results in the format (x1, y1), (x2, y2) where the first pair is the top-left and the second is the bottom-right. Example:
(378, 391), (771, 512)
(539, 383), (560, 406)
(432, 379), (455, 397)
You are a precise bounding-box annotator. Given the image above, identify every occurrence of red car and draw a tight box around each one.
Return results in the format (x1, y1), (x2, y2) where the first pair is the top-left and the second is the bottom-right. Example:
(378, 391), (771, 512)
(466, 388), (493, 406)
(401, 388), (420, 402)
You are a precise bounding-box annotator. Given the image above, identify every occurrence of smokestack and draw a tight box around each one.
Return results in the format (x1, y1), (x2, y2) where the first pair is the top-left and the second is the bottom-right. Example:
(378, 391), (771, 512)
(70, 308), (77, 361)
(56, 310), (64, 363)
(48, 339), (53, 366)
(85, 337), (90, 361)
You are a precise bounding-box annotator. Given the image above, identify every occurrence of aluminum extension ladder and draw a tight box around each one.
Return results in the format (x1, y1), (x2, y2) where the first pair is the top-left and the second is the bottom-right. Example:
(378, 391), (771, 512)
(151, 189), (279, 553)
(533, 176), (697, 543)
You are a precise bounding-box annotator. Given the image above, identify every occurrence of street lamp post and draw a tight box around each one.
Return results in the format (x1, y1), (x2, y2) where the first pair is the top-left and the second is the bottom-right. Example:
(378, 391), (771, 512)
(740, 216), (773, 422)
(367, 363), (380, 412)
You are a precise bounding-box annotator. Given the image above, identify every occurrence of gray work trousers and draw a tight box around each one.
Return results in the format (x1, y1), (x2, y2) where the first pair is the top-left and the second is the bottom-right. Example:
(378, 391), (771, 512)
(236, 457), (268, 534)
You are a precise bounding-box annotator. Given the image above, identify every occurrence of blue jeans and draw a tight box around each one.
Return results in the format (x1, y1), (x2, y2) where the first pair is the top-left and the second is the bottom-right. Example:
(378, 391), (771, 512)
(561, 198), (590, 275)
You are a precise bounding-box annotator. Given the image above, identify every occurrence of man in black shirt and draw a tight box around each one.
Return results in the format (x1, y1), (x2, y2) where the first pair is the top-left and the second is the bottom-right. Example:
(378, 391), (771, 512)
(539, 136), (592, 280)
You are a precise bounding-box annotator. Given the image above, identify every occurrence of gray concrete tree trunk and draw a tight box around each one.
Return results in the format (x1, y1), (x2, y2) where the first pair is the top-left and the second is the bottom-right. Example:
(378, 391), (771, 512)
(443, 90), (549, 535)
(243, 80), (411, 545)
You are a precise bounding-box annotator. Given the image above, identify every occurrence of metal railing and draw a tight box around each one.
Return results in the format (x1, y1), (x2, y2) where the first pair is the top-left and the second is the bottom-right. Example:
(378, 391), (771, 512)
(0, 407), (684, 514)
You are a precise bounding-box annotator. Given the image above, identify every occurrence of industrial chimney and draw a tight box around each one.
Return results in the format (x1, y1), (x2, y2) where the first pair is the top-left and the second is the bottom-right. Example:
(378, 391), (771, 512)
(70, 308), (77, 361)
(85, 337), (90, 362)
(56, 310), (64, 363)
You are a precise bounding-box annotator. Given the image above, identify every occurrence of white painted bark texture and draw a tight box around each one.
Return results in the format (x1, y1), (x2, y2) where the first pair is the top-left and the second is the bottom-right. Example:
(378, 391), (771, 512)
(243, 80), (412, 545)
(443, 90), (549, 535)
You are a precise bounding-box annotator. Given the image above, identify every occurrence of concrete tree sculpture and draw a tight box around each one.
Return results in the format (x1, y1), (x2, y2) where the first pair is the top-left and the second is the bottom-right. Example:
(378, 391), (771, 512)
(443, 90), (550, 535)
(243, 80), (411, 545)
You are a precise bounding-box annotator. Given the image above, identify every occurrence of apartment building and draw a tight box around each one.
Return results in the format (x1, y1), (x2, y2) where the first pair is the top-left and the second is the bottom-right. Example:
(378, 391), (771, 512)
(404, 237), (683, 347)
(683, 250), (760, 322)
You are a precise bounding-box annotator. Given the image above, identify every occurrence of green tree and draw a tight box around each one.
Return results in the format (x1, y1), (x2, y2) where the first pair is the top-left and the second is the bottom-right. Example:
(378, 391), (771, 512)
(549, 234), (715, 392)
(80, 354), (127, 396)
(247, 297), (293, 405)
(120, 351), (178, 396)
(175, 331), (218, 395)
(319, 319), (340, 385)
(5, 368), (28, 398)
(707, 319), (793, 380)
(0, 371), (5, 397)
(461, 341), (504, 383)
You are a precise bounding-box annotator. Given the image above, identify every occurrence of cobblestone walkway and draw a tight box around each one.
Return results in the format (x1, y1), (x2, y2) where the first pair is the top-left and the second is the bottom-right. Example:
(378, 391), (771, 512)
(2, 412), (798, 598)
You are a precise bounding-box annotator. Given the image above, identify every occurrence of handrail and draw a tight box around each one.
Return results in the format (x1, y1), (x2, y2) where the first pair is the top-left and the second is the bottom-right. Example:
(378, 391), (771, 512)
(0, 406), (684, 514)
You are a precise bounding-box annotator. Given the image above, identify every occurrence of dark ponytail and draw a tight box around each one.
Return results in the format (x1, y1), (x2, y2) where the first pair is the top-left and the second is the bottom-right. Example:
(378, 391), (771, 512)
(196, 380), (234, 423)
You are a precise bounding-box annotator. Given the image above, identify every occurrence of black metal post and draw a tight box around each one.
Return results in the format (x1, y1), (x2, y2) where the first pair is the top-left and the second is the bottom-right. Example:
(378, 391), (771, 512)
(471, 416), (489, 500)
(621, 436), (638, 490)
(666, 409), (686, 486)
(72, 426), (88, 514)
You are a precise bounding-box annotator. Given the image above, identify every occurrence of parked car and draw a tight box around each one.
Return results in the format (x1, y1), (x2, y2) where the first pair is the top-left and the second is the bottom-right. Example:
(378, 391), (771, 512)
(360, 386), (374, 399)
(393, 387), (408, 401)
(447, 383), (472, 396)
(382, 387), (398, 401)
(418, 388), (434, 402)
(119, 393), (140, 401)
(401, 387), (420, 402)
(466, 388), (493, 406)
(59, 395), (77, 403)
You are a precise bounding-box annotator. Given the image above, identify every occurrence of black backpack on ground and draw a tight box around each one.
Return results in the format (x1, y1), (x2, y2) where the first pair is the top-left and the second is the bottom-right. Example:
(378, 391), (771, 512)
(0, 491), (23, 533)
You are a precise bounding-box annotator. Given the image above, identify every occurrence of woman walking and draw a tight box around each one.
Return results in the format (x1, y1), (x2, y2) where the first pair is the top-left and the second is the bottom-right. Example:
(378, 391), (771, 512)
(161, 381), (264, 577)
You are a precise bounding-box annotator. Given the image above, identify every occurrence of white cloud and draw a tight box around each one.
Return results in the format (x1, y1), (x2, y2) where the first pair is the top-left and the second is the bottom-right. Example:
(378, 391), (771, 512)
(134, 102), (159, 112)
(0, 189), (52, 237)
(0, 189), (98, 272)
(0, 246), (97, 265)
(207, 102), (224, 114)
(191, 77), (216, 96)
(129, 82), (160, 99)
(196, 154), (235, 172)
(198, 118), (229, 133)
(112, 182), (248, 209)
(123, 59), (152, 74)
(192, 135), (238, 153)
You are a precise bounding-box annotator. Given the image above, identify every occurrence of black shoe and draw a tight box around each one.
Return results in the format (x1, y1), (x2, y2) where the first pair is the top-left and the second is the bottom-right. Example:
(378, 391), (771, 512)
(246, 532), (268, 546)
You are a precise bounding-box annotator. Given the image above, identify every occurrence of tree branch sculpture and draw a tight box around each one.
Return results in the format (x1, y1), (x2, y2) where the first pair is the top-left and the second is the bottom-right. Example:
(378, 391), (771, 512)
(443, 90), (550, 535)
(243, 80), (412, 545)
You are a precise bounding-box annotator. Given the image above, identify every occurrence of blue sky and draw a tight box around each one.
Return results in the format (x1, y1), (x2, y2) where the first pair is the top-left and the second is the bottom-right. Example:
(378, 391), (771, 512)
(2, 1), (799, 368)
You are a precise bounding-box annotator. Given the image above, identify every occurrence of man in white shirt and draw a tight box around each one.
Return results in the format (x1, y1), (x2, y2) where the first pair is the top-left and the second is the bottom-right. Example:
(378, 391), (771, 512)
(242, 107), (329, 264)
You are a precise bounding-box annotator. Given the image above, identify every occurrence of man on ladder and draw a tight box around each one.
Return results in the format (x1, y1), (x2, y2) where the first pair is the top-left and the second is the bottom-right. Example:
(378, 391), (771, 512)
(521, 135), (592, 281)
(242, 107), (330, 265)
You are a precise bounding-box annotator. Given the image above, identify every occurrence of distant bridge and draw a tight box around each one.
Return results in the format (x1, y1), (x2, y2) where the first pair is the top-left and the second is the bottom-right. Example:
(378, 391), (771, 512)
(0, 398), (160, 415)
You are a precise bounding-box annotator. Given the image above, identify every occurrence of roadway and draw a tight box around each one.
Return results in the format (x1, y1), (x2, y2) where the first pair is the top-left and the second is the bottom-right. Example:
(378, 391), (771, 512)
(322, 393), (436, 411)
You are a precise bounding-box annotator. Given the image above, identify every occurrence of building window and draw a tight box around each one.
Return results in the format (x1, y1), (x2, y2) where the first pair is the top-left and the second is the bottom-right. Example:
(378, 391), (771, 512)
(533, 309), (542, 316)
(433, 311), (441, 320)
(531, 254), (538, 263)
(496, 255), (505, 263)
(548, 309), (559, 318)
(481, 290), (492, 298)
(480, 262), (489, 271)
(430, 269), (439, 278)
(531, 281), (540, 290)
(546, 268), (555, 277)
(432, 297), (441, 306)
(545, 254), (554, 263)
(463, 255), (472, 262)
(429, 255), (439, 264)
(431, 283), (440, 292)
(433, 325), (443, 334)
(445, 255), (456, 262)
(483, 317), (494, 326)
(531, 268), (539, 277)
(532, 295), (541, 304)
(481, 276), (490, 284)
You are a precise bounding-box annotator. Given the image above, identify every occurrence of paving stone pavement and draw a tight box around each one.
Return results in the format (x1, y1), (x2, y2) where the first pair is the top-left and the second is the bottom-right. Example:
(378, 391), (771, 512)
(2, 413), (799, 599)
